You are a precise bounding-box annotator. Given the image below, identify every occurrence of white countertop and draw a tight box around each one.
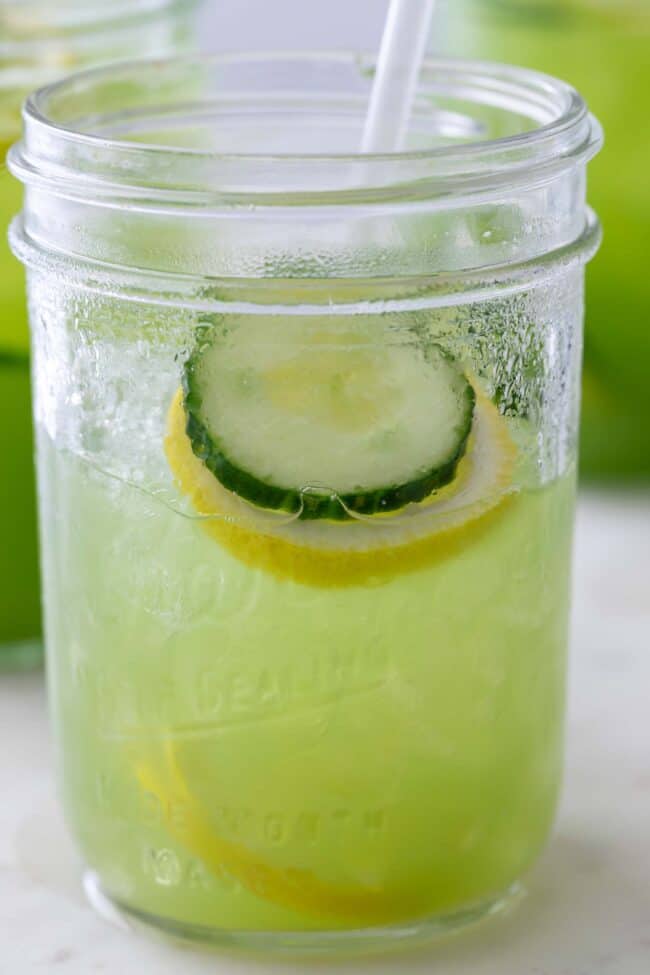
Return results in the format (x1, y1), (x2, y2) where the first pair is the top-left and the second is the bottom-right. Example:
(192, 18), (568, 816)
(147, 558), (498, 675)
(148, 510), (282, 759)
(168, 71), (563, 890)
(2, 491), (649, 975)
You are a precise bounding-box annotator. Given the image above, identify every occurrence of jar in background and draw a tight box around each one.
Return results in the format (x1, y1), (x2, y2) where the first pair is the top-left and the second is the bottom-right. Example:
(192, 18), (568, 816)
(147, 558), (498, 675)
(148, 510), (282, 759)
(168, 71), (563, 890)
(0, 0), (198, 668)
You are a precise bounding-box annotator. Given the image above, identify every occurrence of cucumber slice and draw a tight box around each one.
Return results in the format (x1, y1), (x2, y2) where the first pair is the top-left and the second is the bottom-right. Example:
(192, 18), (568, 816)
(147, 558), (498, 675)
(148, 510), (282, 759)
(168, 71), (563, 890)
(183, 320), (475, 521)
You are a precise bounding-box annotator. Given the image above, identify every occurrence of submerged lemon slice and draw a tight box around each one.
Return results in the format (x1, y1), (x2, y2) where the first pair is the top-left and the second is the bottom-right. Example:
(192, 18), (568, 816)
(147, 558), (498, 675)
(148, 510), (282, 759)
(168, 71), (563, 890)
(164, 385), (517, 587)
(135, 742), (434, 924)
(146, 382), (518, 919)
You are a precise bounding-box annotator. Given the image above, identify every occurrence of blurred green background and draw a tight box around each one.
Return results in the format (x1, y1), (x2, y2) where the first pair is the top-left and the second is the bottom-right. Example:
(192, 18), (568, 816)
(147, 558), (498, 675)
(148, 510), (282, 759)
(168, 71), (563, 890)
(445, 0), (650, 481)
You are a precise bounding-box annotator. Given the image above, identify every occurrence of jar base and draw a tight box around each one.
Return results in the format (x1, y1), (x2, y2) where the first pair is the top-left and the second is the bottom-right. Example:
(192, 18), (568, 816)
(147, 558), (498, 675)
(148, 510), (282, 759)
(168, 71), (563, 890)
(0, 638), (43, 672)
(83, 870), (523, 958)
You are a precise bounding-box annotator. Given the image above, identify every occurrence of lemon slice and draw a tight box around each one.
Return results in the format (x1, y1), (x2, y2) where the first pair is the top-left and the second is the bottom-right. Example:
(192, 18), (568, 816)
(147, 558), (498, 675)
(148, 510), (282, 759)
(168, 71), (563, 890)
(135, 742), (434, 925)
(150, 383), (518, 919)
(165, 385), (516, 588)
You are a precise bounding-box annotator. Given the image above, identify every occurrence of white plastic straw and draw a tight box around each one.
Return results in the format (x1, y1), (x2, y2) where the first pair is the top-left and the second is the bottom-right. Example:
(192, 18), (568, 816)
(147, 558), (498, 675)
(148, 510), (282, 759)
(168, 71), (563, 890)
(362, 0), (437, 154)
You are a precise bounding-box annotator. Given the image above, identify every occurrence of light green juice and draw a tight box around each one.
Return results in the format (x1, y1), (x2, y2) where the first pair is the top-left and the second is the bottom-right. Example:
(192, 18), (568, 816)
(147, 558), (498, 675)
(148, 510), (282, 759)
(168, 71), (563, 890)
(40, 424), (573, 931)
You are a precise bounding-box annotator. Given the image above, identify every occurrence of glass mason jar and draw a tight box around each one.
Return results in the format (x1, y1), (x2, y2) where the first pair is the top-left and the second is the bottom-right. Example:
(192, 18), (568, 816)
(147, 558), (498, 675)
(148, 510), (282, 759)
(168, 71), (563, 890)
(9, 54), (601, 953)
(445, 0), (650, 480)
(0, 0), (198, 667)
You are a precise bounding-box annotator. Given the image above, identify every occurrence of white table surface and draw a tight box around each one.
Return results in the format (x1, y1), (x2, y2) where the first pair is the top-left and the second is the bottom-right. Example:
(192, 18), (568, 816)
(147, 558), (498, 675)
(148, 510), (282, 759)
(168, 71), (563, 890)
(1, 491), (649, 975)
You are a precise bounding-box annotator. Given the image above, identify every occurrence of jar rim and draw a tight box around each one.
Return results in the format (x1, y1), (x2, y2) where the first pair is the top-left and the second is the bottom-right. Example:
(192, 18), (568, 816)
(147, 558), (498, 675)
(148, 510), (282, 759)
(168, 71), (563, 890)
(9, 51), (602, 208)
(9, 207), (602, 311)
(0, 0), (195, 96)
(0, 0), (189, 33)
